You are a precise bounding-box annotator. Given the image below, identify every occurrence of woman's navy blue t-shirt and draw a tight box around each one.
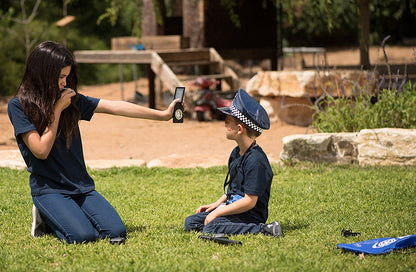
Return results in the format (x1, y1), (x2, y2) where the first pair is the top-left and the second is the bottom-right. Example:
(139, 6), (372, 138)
(226, 145), (274, 223)
(7, 94), (99, 196)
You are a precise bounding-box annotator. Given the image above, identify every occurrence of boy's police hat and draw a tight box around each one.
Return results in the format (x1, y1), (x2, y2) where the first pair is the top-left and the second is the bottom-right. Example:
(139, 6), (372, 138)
(218, 89), (270, 133)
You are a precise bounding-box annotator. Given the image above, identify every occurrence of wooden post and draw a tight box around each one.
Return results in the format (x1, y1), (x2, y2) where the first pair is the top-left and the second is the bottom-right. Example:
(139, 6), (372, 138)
(133, 64), (138, 93)
(147, 64), (156, 109)
(119, 64), (124, 100)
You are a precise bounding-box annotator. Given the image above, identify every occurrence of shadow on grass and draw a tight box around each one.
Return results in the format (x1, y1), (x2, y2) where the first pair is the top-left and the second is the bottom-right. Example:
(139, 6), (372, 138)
(281, 219), (310, 233)
(126, 224), (148, 233)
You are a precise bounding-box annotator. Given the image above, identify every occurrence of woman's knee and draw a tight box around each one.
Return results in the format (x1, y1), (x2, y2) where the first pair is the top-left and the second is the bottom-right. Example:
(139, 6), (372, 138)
(64, 228), (98, 244)
(61, 223), (125, 244)
(107, 223), (126, 238)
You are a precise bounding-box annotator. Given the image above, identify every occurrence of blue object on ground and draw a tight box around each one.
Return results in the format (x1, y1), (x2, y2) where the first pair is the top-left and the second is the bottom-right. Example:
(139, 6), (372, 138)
(337, 234), (416, 254)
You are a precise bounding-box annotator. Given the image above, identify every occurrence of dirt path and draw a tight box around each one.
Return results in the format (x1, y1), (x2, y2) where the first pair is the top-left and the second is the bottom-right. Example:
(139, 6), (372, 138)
(0, 80), (308, 168)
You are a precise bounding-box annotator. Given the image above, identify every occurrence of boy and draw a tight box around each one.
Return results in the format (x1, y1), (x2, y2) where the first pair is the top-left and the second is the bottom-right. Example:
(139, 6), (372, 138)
(184, 89), (282, 237)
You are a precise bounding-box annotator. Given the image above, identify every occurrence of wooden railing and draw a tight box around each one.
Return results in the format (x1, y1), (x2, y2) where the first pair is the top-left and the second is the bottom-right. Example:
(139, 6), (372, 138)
(74, 48), (240, 108)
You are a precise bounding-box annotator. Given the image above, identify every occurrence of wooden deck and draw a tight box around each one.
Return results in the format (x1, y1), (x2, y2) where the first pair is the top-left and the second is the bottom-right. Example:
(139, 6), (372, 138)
(73, 48), (240, 108)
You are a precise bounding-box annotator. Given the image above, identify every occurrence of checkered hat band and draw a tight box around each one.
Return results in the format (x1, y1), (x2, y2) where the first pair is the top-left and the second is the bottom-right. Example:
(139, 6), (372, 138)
(230, 105), (263, 133)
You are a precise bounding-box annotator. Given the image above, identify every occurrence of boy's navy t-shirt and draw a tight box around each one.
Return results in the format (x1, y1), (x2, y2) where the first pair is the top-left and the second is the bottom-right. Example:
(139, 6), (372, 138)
(7, 94), (100, 196)
(226, 145), (274, 223)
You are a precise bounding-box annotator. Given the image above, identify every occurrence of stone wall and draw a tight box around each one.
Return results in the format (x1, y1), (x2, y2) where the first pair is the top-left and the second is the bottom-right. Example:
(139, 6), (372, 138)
(280, 128), (416, 165)
(358, 128), (416, 165)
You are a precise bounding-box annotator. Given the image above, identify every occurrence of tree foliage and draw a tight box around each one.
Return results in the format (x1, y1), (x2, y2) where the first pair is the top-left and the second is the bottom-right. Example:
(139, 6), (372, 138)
(0, 0), (133, 96)
(0, 0), (415, 97)
(97, 0), (158, 38)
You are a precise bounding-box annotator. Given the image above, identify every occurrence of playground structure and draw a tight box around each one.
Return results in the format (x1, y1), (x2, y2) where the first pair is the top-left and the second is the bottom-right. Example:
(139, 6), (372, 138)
(74, 36), (240, 109)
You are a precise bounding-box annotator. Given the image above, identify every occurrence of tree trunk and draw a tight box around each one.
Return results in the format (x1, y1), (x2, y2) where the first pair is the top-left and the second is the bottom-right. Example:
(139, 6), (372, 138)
(276, 0), (283, 70)
(359, 0), (370, 69)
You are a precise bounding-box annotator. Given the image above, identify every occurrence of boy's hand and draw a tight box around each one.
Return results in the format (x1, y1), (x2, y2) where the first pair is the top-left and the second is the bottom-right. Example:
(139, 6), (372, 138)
(204, 211), (218, 225)
(197, 203), (220, 214)
(196, 204), (210, 213)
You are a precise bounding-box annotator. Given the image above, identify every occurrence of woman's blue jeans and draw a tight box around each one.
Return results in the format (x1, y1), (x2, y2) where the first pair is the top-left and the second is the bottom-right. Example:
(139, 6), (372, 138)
(32, 190), (126, 244)
(184, 212), (265, 235)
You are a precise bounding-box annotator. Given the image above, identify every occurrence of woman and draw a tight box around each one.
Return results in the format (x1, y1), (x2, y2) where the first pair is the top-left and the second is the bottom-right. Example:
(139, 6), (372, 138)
(8, 41), (179, 244)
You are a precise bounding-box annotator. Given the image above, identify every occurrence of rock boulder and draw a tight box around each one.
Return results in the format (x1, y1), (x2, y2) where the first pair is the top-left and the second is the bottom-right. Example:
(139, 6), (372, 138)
(281, 128), (416, 165)
(358, 128), (416, 165)
(246, 70), (377, 126)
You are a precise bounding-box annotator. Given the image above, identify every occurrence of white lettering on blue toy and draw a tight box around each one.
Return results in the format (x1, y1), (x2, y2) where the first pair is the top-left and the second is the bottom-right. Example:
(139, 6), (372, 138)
(372, 238), (396, 249)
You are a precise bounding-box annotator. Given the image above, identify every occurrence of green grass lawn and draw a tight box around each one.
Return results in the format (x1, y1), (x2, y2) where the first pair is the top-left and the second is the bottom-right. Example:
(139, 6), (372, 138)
(1, 164), (415, 271)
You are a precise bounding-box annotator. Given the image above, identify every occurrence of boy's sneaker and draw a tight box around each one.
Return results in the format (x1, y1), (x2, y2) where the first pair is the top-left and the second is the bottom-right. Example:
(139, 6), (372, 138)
(31, 204), (47, 237)
(262, 221), (283, 238)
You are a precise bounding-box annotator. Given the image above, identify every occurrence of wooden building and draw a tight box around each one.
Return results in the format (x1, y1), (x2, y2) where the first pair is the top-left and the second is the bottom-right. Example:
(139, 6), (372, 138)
(141, 0), (278, 69)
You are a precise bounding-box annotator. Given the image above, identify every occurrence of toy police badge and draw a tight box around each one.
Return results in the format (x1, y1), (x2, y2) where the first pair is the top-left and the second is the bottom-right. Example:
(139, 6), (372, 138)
(173, 87), (185, 123)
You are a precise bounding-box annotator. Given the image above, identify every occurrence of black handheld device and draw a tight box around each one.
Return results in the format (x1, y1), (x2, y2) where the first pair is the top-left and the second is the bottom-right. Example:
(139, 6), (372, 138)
(198, 234), (242, 245)
(173, 87), (185, 123)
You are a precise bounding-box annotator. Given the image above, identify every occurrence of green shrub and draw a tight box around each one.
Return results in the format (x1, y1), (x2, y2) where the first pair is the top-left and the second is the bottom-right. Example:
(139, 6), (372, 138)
(311, 81), (416, 133)
(312, 35), (416, 133)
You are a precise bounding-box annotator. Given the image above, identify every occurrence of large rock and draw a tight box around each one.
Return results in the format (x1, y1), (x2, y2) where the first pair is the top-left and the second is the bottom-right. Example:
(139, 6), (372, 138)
(260, 96), (314, 126)
(281, 128), (416, 165)
(280, 132), (359, 163)
(246, 70), (377, 97)
(332, 133), (360, 163)
(280, 133), (335, 162)
(246, 70), (377, 126)
(358, 128), (416, 165)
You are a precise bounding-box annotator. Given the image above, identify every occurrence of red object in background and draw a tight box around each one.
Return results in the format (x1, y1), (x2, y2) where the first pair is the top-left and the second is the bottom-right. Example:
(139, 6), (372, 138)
(191, 77), (236, 121)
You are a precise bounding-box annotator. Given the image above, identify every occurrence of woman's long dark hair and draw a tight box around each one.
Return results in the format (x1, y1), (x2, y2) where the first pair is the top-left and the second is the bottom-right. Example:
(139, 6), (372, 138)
(17, 41), (80, 148)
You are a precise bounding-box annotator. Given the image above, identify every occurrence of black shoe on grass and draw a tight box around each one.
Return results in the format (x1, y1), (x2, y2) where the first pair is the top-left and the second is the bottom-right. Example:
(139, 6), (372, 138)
(262, 221), (283, 238)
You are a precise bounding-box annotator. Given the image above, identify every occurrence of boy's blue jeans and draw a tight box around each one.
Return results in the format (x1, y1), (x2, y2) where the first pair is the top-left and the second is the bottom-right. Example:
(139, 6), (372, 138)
(184, 212), (265, 235)
(32, 190), (126, 244)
